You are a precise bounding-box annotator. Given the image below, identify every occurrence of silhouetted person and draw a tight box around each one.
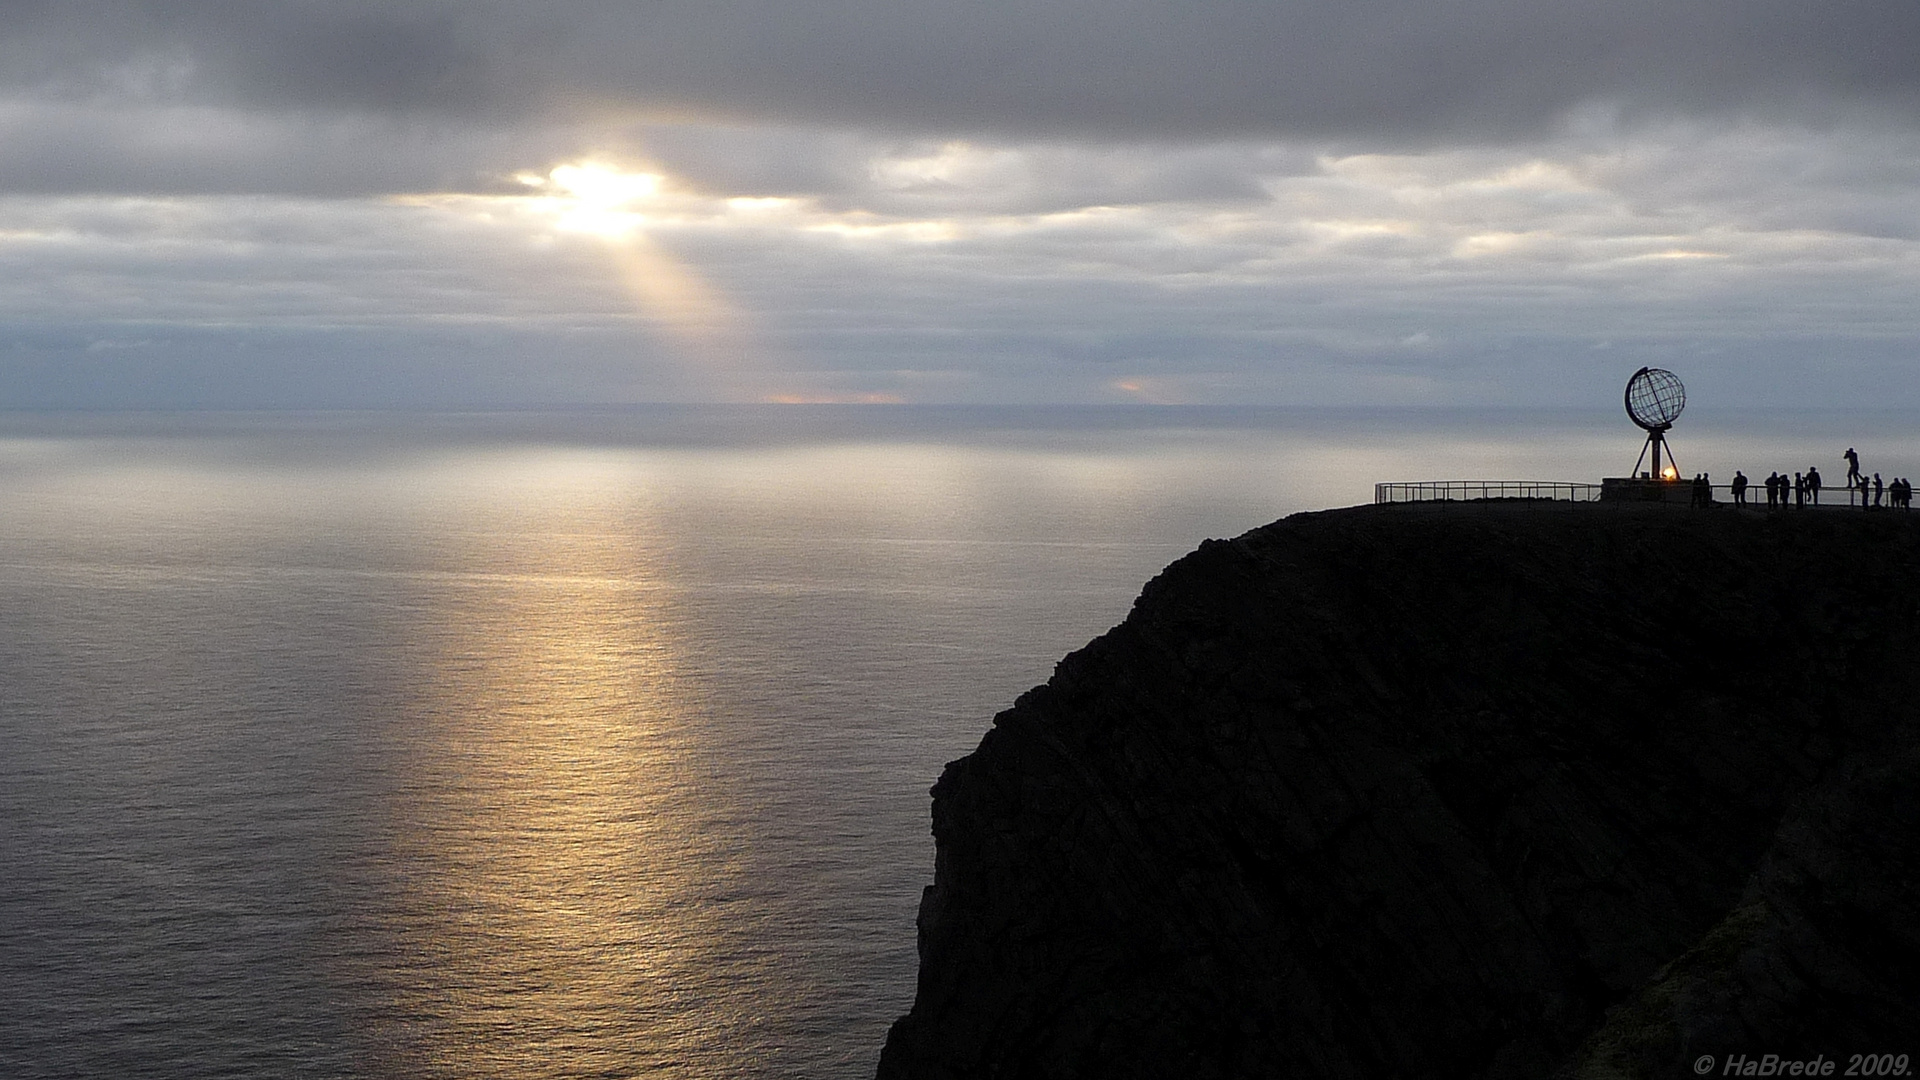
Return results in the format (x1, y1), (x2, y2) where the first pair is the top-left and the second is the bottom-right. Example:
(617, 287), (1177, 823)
(1858, 476), (1869, 508)
(1795, 473), (1806, 508)
(1765, 471), (1780, 508)
(1874, 473), (1884, 508)
(1846, 447), (1862, 487)
(1731, 470), (1748, 506)
(1808, 466), (1822, 505)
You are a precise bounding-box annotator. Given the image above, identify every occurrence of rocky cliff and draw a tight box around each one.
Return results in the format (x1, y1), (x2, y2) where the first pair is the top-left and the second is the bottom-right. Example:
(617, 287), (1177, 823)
(877, 501), (1920, 1079)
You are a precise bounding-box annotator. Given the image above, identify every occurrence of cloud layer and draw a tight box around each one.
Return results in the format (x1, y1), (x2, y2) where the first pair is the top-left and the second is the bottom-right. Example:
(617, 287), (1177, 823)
(4, 1), (1919, 196)
(0, 3), (1915, 407)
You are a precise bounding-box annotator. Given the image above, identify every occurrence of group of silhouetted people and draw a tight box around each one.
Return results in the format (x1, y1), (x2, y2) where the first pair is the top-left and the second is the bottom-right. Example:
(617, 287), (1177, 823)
(1760, 469), (1819, 508)
(1738, 449), (1912, 511)
(1887, 476), (1914, 510)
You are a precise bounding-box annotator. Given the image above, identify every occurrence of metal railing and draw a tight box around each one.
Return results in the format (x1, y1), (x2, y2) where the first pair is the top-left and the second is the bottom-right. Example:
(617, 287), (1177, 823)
(1683, 484), (1906, 508)
(1375, 480), (1602, 504)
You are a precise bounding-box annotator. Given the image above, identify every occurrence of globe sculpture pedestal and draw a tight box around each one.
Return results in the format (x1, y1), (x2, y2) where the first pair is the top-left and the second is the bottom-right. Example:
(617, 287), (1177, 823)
(1600, 476), (1693, 503)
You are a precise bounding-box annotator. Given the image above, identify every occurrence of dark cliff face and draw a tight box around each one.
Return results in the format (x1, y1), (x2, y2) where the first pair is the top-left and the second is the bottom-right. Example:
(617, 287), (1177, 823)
(877, 502), (1920, 1079)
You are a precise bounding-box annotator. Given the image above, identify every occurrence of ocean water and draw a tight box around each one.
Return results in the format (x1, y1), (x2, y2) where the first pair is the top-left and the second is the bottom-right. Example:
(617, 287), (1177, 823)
(2, 405), (1913, 1079)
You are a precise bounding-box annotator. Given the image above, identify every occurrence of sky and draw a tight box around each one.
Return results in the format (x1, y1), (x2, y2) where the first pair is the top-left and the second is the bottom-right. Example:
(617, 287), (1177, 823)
(1, 0), (1917, 409)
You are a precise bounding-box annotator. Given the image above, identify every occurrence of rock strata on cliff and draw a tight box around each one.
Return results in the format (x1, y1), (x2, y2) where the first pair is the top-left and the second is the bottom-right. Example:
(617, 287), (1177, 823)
(878, 501), (1920, 1079)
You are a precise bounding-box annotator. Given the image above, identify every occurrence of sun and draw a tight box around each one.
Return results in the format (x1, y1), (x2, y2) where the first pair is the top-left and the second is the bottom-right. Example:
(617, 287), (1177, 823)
(518, 162), (664, 238)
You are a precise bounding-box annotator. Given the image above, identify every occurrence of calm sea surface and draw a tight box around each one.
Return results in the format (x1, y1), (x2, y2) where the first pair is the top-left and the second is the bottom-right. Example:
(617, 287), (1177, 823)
(2, 405), (1913, 1079)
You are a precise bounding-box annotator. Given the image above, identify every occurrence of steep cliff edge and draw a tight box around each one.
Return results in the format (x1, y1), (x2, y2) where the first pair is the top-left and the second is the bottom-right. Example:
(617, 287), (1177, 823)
(878, 502), (1920, 1079)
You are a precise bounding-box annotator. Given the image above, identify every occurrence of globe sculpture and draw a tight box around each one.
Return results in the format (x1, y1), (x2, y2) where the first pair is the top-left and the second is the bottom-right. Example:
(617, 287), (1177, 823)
(1624, 366), (1685, 480)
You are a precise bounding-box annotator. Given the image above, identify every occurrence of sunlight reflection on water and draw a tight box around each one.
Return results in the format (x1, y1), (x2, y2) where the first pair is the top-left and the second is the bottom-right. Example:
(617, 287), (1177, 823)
(375, 543), (734, 1077)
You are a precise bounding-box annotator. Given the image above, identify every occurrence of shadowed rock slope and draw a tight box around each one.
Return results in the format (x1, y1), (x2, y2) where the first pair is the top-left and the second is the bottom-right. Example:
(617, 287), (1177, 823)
(877, 501), (1920, 1079)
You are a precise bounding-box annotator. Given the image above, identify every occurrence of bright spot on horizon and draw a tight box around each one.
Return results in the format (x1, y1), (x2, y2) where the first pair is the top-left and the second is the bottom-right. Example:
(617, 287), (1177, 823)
(1112, 378), (1185, 404)
(761, 392), (907, 404)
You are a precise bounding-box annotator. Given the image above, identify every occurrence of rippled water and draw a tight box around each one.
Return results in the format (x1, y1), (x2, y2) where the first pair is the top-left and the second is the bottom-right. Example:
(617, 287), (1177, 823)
(1, 405), (1910, 1078)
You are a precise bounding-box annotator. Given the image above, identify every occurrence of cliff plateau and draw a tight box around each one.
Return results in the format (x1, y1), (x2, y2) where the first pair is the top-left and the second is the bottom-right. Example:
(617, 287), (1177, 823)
(878, 501), (1920, 1079)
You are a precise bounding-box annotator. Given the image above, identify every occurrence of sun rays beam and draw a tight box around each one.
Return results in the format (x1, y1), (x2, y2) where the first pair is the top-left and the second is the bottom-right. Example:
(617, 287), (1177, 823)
(520, 162), (756, 394)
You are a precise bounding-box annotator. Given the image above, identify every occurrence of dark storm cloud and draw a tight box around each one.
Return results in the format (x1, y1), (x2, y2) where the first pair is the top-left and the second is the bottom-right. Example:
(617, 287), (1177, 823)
(0, 1), (507, 114)
(5, 1), (1920, 142)
(0, 103), (586, 196)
